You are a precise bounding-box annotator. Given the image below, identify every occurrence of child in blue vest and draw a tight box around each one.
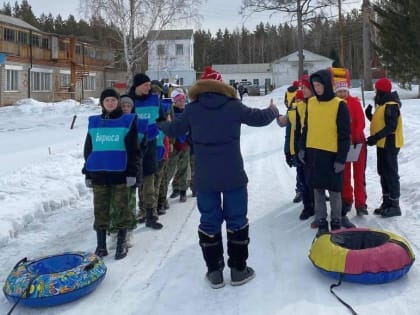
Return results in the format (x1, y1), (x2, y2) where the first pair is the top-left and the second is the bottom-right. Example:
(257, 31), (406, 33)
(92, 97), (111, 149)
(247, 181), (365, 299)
(82, 88), (138, 260)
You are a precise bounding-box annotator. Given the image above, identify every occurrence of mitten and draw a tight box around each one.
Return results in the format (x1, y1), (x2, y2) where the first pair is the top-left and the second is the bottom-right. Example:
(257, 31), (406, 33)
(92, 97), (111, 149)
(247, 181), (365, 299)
(367, 135), (378, 146)
(126, 177), (136, 187)
(85, 179), (93, 188)
(285, 153), (293, 168)
(333, 162), (345, 173)
(298, 150), (305, 164)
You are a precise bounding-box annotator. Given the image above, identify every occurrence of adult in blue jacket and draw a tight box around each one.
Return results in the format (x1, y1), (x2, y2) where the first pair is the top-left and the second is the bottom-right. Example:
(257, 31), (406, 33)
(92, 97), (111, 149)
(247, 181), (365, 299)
(158, 66), (279, 289)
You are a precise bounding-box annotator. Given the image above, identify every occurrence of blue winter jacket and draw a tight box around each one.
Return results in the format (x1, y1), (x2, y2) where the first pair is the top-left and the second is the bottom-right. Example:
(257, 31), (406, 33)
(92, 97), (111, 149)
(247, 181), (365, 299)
(158, 79), (279, 192)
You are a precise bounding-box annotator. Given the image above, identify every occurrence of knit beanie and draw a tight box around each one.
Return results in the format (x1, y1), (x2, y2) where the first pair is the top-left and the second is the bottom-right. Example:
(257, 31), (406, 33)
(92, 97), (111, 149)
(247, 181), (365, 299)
(201, 66), (223, 81)
(375, 78), (392, 93)
(299, 74), (311, 90)
(292, 80), (299, 88)
(133, 73), (151, 88)
(335, 80), (349, 92)
(120, 94), (134, 106)
(171, 89), (186, 102)
(100, 88), (120, 106)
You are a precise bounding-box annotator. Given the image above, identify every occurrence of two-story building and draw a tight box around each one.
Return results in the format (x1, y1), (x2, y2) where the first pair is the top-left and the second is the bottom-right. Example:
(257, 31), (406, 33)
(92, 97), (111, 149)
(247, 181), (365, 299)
(0, 14), (117, 106)
(146, 29), (196, 86)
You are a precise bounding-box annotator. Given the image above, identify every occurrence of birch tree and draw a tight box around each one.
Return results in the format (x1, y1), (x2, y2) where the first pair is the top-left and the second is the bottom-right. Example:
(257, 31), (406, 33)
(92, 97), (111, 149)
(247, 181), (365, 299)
(80, 0), (204, 83)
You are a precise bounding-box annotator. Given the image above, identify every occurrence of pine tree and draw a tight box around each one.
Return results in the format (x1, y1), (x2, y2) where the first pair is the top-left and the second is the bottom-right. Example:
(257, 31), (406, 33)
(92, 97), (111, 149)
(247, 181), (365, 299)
(0, 2), (12, 15)
(372, 0), (420, 91)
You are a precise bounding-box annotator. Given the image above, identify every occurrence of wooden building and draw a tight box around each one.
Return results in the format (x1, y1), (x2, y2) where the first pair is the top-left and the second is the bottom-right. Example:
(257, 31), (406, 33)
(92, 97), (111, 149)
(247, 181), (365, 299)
(0, 14), (117, 106)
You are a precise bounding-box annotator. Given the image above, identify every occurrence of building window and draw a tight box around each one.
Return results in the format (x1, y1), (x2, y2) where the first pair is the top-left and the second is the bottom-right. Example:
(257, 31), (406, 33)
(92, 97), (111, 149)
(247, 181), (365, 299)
(5, 70), (18, 91)
(17, 31), (28, 44)
(76, 45), (81, 55)
(253, 79), (259, 86)
(229, 80), (235, 86)
(31, 34), (40, 47)
(83, 75), (96, 91)
(176, 44), (183, 55)
(31, 71), (51, 91)
(59, 41), (67, 51)
(3, 28), (15, 42)
(60, 74), (71, 88)
(157, 44), (165, 56)
(265, 78), (271, 88)
(41, 38), (49, 49)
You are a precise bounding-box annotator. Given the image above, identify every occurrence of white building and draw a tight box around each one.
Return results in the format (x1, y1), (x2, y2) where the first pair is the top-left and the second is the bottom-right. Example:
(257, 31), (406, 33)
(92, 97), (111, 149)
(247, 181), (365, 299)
(146, 29), (196, 86)
(212, 63), (273, 89)
(271, 49), (333, 87)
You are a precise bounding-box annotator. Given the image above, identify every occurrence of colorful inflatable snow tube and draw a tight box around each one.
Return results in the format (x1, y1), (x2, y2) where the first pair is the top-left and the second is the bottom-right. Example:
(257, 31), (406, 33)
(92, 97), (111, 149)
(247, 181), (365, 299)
(3, 251), (106, 307)
(309, 228), (415, 284)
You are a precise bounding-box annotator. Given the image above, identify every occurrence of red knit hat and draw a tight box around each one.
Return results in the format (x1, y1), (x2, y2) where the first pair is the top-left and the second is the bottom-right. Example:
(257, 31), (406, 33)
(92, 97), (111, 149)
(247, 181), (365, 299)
(375, 78), (392, 93)
(335, 79), (349, 92)
(295, 90), (304, 101)
(299, 74), (311, 90)
(201, 66), (223, 81)
(292, 80), (299, 88)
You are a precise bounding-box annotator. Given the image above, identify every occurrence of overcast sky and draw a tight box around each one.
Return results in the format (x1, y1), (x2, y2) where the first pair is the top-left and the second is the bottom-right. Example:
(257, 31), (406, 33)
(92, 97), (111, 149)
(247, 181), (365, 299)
(4, 0), (362, 34)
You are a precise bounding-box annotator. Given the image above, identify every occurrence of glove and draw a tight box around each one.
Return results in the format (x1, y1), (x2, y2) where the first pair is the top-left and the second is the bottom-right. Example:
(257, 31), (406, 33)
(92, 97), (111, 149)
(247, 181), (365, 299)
(126, 177), (136, 187)
(85, 179), (93, 188)
(285, 153), (293, 168)
(365, 104), (373, 120)
(333, 162), (345, 173)
(367, 135), (378, 146)
(298, 150), (305, 164)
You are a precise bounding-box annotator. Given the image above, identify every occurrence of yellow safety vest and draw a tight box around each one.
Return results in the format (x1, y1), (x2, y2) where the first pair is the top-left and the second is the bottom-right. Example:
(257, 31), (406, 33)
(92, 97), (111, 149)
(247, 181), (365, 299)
(286, 90), (297, 108)
(287, 107), (297, 154)
(370, 102), (404, 148)
(306, 96), (341, 152)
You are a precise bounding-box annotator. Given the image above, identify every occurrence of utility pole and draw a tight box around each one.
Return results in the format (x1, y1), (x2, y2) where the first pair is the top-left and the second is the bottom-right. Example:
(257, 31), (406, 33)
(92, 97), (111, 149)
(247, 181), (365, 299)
(338, 0), (344, 67)
(362, 0), (373, 90)
(296, 0), (304, 78)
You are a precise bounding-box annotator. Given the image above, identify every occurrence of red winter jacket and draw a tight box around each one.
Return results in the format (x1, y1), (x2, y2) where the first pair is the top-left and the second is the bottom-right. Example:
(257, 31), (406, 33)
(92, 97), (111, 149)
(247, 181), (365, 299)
(346, 95), (365, 144)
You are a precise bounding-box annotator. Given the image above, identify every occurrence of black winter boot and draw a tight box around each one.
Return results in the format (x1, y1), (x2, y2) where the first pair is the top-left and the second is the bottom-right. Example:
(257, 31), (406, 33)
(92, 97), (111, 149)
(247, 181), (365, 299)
(115, 229), (128, 260)
(145, 208), (163, 230)
(198, 230), (225, 289)
(374, 195), (392, 215)
(381, 199), (401, 218)
(170, 189), (180, 199)
(293, 191), (302, 203)
(95, 230), (108, 258)
(299, 207), (314, 220)
(179, 190), (187, 202)
(227, 225), (255, 286)
(316, 219), (329, 237)
(330, 219), (341, 231)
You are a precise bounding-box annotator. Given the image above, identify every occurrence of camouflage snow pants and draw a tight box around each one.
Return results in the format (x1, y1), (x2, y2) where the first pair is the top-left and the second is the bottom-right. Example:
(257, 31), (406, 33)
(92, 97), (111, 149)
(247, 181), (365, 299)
(166, 148), (190, 191)
(138, 174), (158, 220)
(93, 184), (135, 231)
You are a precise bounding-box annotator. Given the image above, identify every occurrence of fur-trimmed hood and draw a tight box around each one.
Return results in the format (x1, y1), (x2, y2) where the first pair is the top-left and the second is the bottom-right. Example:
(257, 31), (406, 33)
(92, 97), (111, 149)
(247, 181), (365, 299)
(188, 79), (238, 105)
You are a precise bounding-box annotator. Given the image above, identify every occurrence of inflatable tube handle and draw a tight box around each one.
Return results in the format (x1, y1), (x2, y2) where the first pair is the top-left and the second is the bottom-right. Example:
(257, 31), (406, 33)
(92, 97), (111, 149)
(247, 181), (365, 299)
(12, 257), (27, 270)
(83, 258), (99, 271)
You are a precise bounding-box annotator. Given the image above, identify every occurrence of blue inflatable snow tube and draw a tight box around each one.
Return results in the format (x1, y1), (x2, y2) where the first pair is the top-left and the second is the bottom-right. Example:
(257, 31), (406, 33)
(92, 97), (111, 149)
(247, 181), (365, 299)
(3, 251), (107, 307)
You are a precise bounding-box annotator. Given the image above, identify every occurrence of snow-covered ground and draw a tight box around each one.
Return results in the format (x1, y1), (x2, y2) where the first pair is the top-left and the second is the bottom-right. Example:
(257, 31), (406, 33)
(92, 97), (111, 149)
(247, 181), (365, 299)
(0, 85), (419, 315)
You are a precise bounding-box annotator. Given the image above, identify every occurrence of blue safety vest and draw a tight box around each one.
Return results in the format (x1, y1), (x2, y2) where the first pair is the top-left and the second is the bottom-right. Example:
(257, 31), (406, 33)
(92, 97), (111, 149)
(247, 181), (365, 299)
(134, 94), (160, 141)
(86, 114), (135, 172)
